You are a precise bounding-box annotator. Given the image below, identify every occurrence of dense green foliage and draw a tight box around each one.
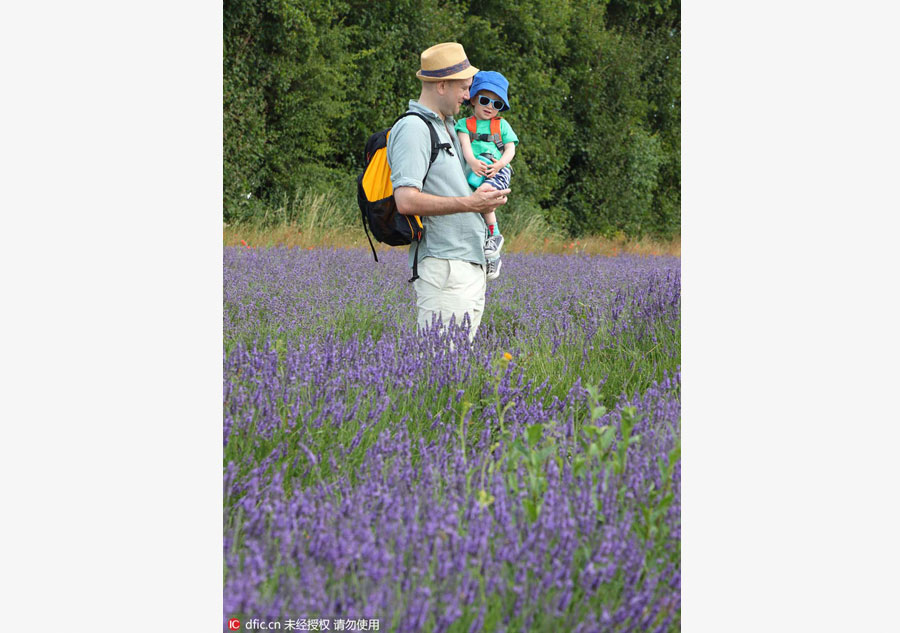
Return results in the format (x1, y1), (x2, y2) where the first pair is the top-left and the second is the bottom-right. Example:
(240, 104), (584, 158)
(224, 0), (680, 237)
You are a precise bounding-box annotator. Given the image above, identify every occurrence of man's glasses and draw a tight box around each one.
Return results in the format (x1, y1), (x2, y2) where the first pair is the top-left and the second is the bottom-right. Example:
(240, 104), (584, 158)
(476, 95), (504, 110)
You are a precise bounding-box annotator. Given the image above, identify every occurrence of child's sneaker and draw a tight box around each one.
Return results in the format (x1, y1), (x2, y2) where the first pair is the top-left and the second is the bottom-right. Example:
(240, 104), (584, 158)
(486, 257), (502, 281)
(484, 233), (505, 259)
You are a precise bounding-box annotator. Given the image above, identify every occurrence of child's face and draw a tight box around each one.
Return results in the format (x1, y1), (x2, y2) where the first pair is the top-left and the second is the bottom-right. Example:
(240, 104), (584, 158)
(471, 90), (504, 119)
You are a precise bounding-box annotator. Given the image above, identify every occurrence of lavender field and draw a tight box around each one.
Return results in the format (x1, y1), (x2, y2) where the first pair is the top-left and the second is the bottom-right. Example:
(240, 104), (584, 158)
(224, 247), (681, 632)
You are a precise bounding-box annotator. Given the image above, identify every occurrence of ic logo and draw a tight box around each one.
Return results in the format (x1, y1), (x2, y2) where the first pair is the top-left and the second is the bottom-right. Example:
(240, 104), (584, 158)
(228, 618), (241, 630)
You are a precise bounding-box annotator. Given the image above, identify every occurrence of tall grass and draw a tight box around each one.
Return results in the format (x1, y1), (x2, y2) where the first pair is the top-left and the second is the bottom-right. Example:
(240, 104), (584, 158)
(224, 189), (680, 257)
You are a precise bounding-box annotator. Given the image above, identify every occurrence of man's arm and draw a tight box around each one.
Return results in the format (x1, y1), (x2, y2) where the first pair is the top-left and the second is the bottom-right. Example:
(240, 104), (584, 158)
(388, 116), (509, 217)
(394, 184), (510, 217)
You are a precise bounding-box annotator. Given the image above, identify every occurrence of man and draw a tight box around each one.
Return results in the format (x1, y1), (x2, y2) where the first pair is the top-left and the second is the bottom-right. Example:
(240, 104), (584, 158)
(387, 42), (510, 341)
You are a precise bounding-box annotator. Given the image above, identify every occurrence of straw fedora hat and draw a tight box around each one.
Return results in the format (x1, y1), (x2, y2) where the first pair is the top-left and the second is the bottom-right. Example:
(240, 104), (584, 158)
(416, 42), (479, 82)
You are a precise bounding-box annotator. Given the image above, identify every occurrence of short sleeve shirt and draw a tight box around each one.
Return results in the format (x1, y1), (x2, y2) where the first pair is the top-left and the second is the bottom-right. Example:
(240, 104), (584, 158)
(453, 117), (519, 162)
(386, 100), (487, 268)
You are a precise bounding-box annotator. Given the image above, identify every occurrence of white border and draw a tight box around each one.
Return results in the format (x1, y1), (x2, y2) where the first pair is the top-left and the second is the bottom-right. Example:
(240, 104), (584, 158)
(684, 1), (900, 630)
(2, 2), (222, 630)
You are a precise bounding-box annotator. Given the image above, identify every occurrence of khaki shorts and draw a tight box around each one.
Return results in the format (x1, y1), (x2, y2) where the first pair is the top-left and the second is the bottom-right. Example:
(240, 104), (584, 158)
(413, 257), (486, 341)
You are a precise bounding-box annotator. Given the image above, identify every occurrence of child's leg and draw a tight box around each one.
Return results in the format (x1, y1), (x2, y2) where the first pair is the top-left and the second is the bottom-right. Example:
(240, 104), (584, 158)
(483, 165), (511, 237)
(483, 210), (497, 235)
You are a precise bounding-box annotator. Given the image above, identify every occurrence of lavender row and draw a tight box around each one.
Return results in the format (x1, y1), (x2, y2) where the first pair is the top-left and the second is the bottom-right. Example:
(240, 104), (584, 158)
(223, 247), (681, 631)
(225, 355), (680, 632)
(224, 248), (680, 353)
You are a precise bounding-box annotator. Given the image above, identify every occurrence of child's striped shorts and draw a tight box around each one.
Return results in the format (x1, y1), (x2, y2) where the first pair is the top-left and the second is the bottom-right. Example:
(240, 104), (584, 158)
(484, 166), (512, 191)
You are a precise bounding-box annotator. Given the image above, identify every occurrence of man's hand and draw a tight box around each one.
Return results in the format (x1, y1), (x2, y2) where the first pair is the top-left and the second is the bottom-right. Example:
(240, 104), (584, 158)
(468, 184), (510, 214)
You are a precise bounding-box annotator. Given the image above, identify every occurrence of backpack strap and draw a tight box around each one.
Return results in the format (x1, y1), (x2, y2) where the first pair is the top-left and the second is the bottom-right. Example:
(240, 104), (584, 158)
(489, 117), (504, 150)
(394, 111), (453, 282)
(490, 117), (501, 139)
(361, 211), (379, 263)
(466, 116), (505, 151)
(394, 111), (453, 169)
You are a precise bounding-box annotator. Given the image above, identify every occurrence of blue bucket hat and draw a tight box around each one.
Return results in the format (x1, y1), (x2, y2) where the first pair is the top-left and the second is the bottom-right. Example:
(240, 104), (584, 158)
(469, 71), (510, 112)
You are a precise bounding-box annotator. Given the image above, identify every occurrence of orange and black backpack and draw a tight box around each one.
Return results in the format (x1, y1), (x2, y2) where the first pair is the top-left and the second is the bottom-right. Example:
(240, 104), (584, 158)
(357, 111), (451, 282)
(464, 116), (504, 151)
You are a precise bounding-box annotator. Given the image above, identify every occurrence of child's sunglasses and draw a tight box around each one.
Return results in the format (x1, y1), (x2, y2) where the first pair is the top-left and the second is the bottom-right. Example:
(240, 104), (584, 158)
(475, 95), (504, 110)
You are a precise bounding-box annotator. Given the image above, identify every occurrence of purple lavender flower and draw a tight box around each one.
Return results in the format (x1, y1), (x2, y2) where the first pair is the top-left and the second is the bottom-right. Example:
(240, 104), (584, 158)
(224, 247), (681, 630)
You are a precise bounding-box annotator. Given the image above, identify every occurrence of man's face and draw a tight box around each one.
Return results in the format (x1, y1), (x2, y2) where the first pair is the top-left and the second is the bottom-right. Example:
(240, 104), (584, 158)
(440, 79), (472, 117)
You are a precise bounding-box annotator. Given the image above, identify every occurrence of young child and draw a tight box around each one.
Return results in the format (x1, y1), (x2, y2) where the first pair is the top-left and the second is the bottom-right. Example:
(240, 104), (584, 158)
(455, 71), (519, 281)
